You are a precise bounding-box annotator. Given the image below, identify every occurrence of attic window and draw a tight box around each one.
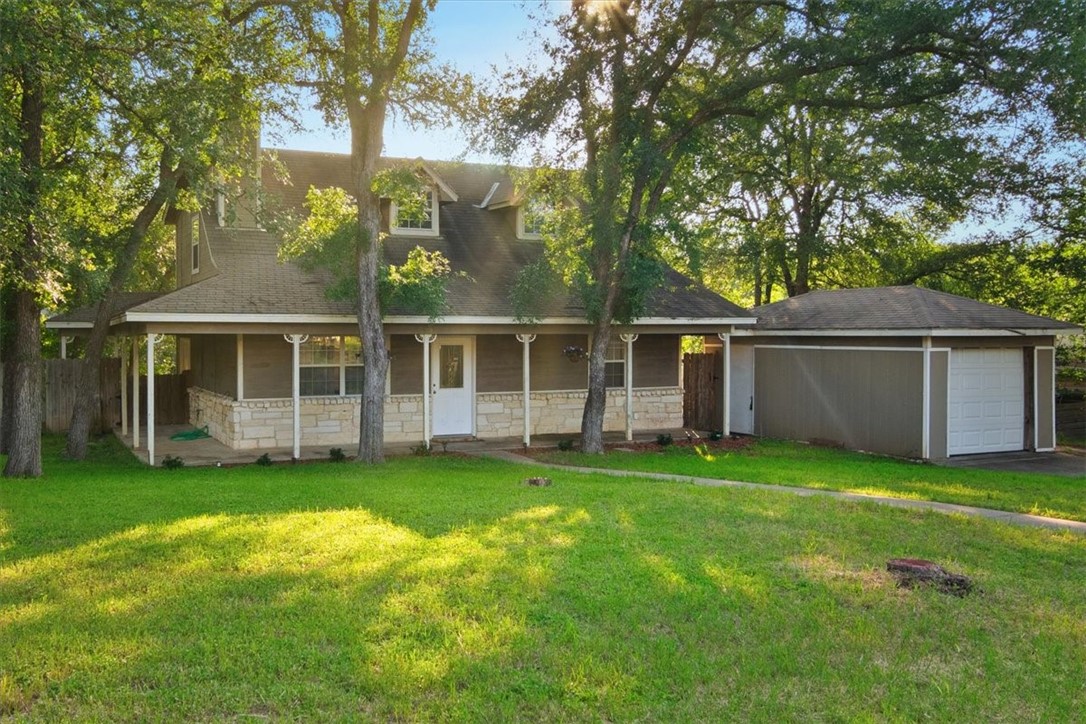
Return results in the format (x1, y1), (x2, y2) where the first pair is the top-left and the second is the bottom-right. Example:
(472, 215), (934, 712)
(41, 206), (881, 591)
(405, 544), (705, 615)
(517, 201), (548, 239)
(391, 188), (438, 236)
(191, 214), (200, 274)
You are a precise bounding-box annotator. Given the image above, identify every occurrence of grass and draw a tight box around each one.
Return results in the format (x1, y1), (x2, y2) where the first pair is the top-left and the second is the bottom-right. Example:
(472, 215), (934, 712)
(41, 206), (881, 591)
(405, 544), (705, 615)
(1, 435), (1085, 720)
(534, 438), (1086, 522)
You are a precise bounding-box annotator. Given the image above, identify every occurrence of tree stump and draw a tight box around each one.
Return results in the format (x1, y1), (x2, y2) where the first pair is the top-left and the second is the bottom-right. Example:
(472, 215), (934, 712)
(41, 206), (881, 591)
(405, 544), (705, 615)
(887, 558), (973, 596)
(524, 477), (552, 487)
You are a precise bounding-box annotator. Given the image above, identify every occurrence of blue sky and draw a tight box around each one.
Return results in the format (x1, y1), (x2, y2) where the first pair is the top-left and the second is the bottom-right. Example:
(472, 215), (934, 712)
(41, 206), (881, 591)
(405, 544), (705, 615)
(264, 1), (562, 163)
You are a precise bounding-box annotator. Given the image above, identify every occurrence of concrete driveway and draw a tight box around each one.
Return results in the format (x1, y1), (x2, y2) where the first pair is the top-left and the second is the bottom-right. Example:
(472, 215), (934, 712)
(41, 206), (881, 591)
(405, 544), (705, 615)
(941, 450), (1085, 477)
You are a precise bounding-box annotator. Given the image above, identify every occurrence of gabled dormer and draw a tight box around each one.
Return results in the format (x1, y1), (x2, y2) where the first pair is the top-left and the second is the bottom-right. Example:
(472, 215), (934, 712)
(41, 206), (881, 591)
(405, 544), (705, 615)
(386, 160), (458, 238)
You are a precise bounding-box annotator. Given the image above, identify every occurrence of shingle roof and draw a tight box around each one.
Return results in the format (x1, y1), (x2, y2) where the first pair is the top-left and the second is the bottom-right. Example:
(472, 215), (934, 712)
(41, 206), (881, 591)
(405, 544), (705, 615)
(126, 149), (749, 322)
(47, 292), (164, 325)
(752, 286), (1080, 331)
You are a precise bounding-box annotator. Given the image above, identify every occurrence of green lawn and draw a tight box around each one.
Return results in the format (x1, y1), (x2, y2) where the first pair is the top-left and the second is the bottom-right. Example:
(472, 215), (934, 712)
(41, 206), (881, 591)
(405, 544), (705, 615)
(2, 436), (1085, 720)
(535, 439), (1086, 522)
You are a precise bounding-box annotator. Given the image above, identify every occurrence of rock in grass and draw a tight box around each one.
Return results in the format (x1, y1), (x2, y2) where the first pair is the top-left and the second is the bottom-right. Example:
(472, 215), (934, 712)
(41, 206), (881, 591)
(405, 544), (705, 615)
(524, 477), (552, 487)
(887, 558), (973, 596)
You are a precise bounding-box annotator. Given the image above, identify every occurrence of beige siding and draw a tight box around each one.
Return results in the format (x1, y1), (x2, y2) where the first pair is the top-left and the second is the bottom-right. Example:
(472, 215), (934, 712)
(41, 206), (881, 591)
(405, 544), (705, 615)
(754, 347), (924, 458)
(1036, 347), (1056, 449)
(243, 334), (292, 398)
(190, 334), (238, 398)
(390, 335), (423, 395)
(632, 335), (680, 387)
(531, 334), (589, 390)
(929, 350), (949, 459)
(477, 335), (522, 393)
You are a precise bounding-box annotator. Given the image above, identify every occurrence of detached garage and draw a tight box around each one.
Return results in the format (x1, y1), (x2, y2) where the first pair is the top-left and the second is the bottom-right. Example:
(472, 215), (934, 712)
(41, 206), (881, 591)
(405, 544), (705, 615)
(718, 286), (1080, 460)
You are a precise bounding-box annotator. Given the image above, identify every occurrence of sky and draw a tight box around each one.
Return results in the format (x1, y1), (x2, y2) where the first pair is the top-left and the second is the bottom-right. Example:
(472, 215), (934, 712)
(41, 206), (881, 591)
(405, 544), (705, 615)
(263, 1), (564, 163)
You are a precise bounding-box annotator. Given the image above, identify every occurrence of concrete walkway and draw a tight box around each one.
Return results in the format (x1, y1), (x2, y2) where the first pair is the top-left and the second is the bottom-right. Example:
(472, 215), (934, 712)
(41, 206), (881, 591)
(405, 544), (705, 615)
(478, 450), (1086, 536)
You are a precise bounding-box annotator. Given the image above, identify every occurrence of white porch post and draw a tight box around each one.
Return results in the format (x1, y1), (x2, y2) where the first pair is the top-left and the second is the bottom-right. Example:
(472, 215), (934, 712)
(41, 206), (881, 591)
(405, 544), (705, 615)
(236, 334), (245, 401)
(620, 333), (638, 441)
(516, 334), (536, 447)
(922, 336), (931, 459)
(120, 338), (129, 436)
(416, 334), (436, 449)
(718, 331), (731, 436)
(146, 333), (163, 465)
(132, 337), (140, 448)
(60, 335), (72, 359)
(284, 334), (308, 460)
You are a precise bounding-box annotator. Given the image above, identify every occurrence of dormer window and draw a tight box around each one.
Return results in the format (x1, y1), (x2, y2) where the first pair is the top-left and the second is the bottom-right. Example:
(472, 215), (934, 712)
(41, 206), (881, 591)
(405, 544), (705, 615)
(390, 187), (439, 236)
(517, 201), (548, 239)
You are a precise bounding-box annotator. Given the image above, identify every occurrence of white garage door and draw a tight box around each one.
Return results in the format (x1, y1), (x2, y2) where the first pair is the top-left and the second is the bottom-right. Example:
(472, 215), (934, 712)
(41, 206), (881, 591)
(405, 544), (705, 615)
(948, 348), (1024, 455)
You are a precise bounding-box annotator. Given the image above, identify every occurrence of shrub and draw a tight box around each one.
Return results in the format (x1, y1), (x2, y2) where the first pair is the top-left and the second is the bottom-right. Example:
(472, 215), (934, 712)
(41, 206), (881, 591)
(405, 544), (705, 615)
(329, 447), (347, 462)
(255, 453), (273, 466)
(161, 455), (185, 469)
(410, 442), (431, 456)
(556, 439), (575, 452)
(656, 433), (674, 447)
(708, 430), (723, 441)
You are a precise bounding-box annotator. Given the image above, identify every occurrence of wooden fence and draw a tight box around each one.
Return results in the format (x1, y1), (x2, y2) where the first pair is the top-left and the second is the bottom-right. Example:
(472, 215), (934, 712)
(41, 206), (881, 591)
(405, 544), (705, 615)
(40, 359), (189, 433)
(682, 351), (720, 430)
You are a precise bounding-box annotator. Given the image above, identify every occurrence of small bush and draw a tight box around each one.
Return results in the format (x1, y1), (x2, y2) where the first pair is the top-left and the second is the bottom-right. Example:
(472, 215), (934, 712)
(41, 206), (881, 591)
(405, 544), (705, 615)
(255, 453), (273, 466)
(411, 441), (431, 456)
(329, 447), (347, 462)
(656, 433), (674, 447)
(708, 430), (723, 441)
(161, 455), (185, 469)
(556, 439), (575, 452)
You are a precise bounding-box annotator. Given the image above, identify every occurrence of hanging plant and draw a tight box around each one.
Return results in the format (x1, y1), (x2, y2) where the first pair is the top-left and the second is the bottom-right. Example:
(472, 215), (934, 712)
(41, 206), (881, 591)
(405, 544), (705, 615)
(562, 345), (588, 363)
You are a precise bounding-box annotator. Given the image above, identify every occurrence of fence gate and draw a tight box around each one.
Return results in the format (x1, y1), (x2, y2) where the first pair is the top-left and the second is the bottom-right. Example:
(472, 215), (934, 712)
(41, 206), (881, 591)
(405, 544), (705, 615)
(683, 351), (720, 430)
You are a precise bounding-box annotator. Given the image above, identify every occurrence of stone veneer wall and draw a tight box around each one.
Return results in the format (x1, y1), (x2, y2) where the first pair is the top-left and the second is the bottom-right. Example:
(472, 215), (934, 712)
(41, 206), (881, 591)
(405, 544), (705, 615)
(188, 385), (682, 449)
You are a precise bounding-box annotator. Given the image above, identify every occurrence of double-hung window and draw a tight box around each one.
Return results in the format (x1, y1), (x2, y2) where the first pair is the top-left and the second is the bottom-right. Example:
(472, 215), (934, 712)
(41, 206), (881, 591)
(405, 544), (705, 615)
(300, 336), (363, 396)
(517, 201), (548, 239)
(390, 188), (438, 235)
(605, 337), (626, 388)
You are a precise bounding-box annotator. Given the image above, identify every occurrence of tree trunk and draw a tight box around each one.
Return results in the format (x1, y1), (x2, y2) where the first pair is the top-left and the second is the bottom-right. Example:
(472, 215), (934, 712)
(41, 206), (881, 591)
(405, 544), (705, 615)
(66, 169), (177, 459)
(580, 319), (612, 453)
(4, 64), (45, 477)
(351, 104), (390, 464)
(0, 284), (15, 456)
(3, 290), (43, 477)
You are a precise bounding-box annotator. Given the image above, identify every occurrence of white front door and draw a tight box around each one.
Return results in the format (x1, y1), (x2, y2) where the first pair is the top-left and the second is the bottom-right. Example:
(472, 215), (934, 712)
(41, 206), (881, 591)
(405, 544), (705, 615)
(431, 336), (474, 436)
(948, 348), (1024, 455)
(730, 344), (755, 434)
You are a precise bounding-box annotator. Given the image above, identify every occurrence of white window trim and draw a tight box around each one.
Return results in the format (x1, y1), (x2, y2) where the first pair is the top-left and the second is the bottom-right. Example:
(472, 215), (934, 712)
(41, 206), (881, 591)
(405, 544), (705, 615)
(299, 336), (363, 397)
(516, 205), (543, 240)
(191, 214), (201, 275)
(390, 187), (439, 236)
(604, 336), (626, 389)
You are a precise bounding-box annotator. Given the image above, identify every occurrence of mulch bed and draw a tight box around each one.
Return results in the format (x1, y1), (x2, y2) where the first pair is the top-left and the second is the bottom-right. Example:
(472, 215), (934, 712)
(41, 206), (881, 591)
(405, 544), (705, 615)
(521, 435), (756, 458)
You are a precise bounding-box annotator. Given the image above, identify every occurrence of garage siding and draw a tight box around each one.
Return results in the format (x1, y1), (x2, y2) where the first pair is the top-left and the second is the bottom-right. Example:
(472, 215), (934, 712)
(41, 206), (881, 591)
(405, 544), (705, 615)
(754, 347), (923, 458)
(1035, 347), (1055, 450)
(929, 350), (949, 460)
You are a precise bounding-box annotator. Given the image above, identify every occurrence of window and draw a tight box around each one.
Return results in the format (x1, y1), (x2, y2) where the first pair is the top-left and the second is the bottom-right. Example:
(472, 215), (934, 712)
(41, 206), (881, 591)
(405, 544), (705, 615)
(391, 188), (438, 235)
(191, 214), (200, 274)
(517, 201), (548, 239)
(605, 337), (626, 388)
(300, 336), (363, 396)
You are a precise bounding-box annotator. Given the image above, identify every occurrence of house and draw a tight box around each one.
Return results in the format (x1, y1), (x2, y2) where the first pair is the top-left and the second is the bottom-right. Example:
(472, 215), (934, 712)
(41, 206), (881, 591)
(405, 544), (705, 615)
(714, 286), (1081, 460)
(47, 149), (755, 463)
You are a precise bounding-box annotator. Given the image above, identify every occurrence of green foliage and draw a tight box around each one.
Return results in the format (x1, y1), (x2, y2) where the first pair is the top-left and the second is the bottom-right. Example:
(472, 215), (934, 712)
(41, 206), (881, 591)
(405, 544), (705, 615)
(278, 185), (455, 320)
(410, 441), (432, 456)
(556, 439), (575, 452)
(655, 433), (673, 447)
(329, 447), (347, 463)
(161, 455), (185, 470)
(255, 453), (273, 467)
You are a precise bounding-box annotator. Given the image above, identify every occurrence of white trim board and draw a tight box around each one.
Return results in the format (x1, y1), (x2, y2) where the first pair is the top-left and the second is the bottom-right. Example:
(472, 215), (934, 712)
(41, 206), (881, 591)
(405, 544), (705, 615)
(732, 328), (1078, 337)
(118, 312), (757, 326)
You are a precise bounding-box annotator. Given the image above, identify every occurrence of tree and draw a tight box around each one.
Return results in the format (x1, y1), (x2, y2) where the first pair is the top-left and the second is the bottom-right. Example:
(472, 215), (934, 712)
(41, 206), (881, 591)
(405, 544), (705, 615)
(285, 0), (466, 463)
(497, 0), (1085, 452)
(64, 1), (299, 460)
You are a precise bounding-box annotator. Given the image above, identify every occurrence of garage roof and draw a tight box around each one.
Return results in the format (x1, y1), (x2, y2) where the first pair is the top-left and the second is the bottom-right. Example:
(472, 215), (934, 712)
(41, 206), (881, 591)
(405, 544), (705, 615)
(752, 286), (1080, 332)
